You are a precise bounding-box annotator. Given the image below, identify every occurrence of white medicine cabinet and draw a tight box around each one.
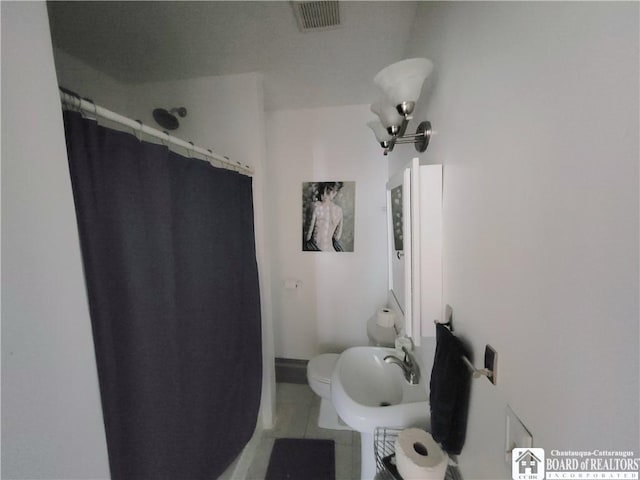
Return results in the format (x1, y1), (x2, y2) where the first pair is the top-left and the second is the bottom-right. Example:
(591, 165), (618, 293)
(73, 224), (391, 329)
(386, 158), (442, 345)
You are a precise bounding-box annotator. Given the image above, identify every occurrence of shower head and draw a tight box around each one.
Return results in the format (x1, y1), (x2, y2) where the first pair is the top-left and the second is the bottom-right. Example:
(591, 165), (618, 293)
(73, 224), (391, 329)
(152, 107), (187, 130)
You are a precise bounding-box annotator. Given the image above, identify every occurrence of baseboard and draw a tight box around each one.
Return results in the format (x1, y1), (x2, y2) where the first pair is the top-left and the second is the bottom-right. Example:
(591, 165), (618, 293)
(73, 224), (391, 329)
(275, 357), (308, 384)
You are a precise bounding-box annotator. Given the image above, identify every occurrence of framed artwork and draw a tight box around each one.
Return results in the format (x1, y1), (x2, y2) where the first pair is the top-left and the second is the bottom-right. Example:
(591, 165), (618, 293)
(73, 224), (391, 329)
(302, 181), (355, 252)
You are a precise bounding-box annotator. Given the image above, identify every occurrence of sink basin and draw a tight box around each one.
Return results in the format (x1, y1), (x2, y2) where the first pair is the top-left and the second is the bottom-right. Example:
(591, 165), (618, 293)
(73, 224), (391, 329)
(331, 346), (429, 434)
(331, 346), (430, 480)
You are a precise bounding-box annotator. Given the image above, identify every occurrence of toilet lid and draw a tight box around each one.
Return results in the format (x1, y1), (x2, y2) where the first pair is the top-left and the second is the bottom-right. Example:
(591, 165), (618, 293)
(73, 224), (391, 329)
(307, 353), (339, 384)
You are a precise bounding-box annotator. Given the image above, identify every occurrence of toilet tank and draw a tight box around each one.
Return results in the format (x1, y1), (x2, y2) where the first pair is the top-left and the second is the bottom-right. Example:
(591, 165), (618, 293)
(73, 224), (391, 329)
(366, 316), (395, 347)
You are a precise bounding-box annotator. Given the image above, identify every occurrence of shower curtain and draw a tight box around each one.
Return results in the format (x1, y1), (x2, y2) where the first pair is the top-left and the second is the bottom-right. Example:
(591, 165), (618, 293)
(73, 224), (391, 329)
(62, 110), (262, 480)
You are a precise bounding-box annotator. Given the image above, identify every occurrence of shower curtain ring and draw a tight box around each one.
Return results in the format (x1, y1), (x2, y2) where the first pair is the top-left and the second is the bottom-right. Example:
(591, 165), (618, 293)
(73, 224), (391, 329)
(187, 141), (194, 158)
(161, 131), (171, 148)
(134, 120), (143, 142)
(81, 97), (97, 121)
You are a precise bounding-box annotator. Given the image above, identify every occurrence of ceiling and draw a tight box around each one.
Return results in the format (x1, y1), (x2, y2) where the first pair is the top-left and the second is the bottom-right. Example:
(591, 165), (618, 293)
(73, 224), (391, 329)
(47, 1), (418, 111)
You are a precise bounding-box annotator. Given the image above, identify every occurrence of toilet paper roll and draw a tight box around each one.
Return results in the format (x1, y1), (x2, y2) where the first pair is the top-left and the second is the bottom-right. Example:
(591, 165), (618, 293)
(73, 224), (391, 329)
(394, 428), (448, 480)
(376, 307), (396, 328)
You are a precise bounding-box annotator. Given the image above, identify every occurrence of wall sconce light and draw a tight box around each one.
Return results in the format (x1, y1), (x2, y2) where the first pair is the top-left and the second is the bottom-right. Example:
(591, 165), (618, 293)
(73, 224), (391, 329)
(370, 99), (404, 136)
(367, 120), (393, 148)
(368, 57), (433, 155)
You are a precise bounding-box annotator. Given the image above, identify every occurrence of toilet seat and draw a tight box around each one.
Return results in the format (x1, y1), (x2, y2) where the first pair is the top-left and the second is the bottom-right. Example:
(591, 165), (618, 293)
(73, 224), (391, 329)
(308, 353), (339, 383)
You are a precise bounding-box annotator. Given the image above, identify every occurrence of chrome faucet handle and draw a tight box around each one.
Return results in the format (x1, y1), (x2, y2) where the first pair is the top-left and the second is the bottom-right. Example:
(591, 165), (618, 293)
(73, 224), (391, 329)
(384, 347), (421, 385)
(401, 346), (420, 385)
(402, 346), (413, 365)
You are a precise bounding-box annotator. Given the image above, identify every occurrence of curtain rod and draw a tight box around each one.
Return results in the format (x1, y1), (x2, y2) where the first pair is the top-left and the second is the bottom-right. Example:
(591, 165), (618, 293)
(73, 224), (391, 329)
(59, 89), (253, 176)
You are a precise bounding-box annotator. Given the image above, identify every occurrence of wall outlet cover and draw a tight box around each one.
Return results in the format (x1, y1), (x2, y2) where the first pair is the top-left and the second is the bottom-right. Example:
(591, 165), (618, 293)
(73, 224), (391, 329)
(505, 405), (533, 464)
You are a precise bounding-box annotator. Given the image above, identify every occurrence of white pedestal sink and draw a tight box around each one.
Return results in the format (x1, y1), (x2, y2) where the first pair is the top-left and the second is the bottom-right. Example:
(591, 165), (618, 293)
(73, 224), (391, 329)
(331, 346), (430, 480)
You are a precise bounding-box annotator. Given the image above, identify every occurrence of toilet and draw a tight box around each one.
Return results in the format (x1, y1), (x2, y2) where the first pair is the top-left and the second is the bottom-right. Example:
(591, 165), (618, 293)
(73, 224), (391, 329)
(306, 316), (396, 430)
(307, 353), (348, 429)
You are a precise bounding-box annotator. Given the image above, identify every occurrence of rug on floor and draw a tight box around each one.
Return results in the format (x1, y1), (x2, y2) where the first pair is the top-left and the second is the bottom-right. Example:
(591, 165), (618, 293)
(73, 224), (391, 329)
(265, 438), (335, 480)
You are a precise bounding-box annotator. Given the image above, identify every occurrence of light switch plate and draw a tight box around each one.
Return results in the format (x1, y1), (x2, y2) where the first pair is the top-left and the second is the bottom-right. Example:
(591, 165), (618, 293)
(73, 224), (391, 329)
(505, 405), (533, 464)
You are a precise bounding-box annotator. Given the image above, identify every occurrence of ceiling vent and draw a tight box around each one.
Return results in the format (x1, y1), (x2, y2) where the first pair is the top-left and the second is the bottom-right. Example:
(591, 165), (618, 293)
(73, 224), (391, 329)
(291, 1), (341, 32)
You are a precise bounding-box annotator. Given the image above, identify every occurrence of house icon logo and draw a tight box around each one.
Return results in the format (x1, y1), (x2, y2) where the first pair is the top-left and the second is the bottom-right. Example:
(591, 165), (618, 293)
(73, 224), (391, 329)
(512, 448), (545, 480)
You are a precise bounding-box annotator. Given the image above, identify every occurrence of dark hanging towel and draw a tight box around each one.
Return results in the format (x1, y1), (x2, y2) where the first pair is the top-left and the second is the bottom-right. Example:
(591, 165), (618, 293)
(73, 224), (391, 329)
(63, 110), (262, 480)
(430, 323), (471, 454)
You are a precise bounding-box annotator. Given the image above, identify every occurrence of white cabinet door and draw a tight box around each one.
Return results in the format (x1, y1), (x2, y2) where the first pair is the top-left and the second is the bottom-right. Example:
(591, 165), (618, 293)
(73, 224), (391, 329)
(387, 159), (442, 345)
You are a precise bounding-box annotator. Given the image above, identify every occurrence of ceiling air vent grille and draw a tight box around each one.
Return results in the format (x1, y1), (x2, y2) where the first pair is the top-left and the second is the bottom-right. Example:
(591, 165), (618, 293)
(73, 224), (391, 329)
(291, 1), (341, 32)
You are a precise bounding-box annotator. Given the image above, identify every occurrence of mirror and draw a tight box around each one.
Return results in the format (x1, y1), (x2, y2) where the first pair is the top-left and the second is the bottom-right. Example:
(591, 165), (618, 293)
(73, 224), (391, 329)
(390, 184), (404, 251)
(386, 166), (412, 328)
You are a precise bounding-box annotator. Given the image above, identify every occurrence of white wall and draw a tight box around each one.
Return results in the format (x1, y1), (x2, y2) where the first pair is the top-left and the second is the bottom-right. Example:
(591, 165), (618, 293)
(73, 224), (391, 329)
(1, 2), (110, 478)
(391, 2), (639, 478)
(127, 73), (264, 166)
(266, 105), (389, 359)
(53, 47), (130, 114)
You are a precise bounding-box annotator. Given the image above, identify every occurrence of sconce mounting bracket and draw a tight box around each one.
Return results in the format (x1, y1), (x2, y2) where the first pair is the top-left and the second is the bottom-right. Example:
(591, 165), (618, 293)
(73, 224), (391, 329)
(414, 121), (431, 153)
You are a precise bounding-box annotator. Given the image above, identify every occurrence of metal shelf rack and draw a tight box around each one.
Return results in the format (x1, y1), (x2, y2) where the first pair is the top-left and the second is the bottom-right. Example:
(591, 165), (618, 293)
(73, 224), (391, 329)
(373, 427), (463, 480)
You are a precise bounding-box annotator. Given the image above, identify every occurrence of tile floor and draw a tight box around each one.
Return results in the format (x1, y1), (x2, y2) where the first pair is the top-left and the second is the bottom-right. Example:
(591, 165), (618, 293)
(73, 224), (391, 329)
(245, 382), (361, 480)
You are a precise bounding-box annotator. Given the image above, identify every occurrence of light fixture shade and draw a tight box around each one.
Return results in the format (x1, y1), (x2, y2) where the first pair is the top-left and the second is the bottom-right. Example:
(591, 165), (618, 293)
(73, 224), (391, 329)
(374, 58), (433, 114)
(370, 99), (404, 133)
(367, 120), (392, 143)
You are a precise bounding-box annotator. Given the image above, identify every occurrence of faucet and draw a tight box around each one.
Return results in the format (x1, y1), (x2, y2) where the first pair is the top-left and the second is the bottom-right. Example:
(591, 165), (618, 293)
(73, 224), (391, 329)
(384, 346), (421, 385)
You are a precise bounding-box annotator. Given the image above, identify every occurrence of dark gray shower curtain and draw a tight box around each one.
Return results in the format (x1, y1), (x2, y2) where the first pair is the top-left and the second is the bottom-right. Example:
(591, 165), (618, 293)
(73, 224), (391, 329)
(63, 110), (262, 480)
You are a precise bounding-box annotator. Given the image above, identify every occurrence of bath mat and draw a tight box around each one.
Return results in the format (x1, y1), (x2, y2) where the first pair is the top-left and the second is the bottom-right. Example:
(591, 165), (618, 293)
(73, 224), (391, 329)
(265, 438), (335, 480)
